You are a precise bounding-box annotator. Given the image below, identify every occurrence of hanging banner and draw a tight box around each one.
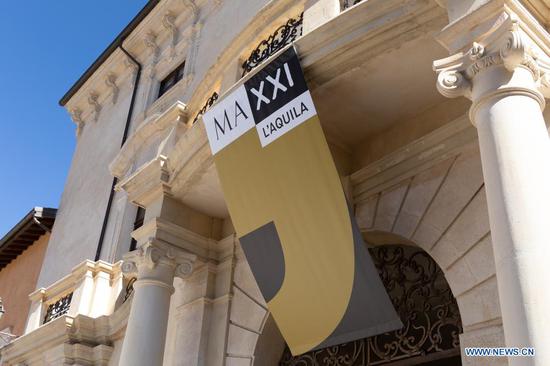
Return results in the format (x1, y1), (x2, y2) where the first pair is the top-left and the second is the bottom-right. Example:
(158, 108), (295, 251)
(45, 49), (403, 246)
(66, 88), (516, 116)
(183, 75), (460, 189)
(203, 46), (402, 355)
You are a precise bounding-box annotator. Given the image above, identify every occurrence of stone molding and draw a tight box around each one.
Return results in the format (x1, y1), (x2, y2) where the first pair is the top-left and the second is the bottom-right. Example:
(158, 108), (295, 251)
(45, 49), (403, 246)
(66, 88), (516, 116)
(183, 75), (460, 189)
(130, 216), (231, 261)
(351, 115), (477, 202)
(116, 155), (171, 207)
(0, 298), (133, 365)
(110, 101), (187, 180)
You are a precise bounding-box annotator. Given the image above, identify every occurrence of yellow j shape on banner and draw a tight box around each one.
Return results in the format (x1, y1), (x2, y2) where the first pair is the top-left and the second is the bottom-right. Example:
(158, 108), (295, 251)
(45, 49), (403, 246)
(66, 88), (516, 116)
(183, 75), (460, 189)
(203, 46), (402, 355)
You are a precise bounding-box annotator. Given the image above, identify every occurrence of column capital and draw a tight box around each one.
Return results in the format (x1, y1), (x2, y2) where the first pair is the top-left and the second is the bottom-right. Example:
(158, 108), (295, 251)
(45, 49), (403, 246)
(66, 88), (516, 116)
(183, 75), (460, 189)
(122, 239), (196, 281)
(434, 14), (550, 124)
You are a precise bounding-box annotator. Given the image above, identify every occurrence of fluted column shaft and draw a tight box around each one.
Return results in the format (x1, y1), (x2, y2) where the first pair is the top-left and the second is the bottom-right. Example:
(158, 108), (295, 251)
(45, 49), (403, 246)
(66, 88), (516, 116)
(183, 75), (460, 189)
(435, 17), (550, 365)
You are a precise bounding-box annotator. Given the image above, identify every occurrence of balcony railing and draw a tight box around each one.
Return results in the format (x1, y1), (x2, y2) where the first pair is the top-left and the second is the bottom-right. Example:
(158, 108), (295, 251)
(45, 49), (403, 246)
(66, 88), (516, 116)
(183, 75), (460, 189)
(241, 13), (303, 76)
(192, 92), (219, 124)
(43, 292), (73, 324)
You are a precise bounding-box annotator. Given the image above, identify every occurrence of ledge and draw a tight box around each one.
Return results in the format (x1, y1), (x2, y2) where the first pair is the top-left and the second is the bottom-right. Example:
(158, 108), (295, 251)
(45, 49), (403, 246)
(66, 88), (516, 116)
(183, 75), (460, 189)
(110, 101), (187, 179)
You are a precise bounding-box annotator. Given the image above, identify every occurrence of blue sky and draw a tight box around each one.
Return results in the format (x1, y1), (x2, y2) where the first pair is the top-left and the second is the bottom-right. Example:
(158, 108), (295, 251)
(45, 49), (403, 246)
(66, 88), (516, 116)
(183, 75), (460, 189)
(0, 1), (147, 237)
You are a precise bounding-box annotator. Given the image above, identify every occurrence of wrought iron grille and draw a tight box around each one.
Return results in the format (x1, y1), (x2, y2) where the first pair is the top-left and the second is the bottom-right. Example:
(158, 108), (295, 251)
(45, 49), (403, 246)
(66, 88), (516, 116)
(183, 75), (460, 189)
(279, 245), (462, 365)
(43, 292), (73, 324)
(343, 0), (365, 9)
(192, 92), (219, 124)
(241, 13), (303, 76)
(123, 277), (137, 303)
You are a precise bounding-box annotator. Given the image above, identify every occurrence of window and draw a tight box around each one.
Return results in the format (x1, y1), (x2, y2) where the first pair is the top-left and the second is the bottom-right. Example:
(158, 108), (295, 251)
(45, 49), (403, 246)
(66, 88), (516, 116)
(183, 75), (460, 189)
(158, 61), (186, 98)
(129, 207), (146, 251)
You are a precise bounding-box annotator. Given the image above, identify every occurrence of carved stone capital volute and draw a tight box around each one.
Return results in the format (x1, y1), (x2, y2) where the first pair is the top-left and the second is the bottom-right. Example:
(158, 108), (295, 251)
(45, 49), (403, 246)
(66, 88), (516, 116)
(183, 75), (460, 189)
(436, 69), (472, 99)
(121, 260), (138, 278)
(122, 239), (196, 281)
(175, 260), (194, 279)
(434, 15), (550, 124)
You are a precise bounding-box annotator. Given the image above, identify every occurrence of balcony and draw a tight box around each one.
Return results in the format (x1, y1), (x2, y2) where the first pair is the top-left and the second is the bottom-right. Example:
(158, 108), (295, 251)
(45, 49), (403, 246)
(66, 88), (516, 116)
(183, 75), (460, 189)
(2, 260), (132, 365)
(26, 260), (125, 333)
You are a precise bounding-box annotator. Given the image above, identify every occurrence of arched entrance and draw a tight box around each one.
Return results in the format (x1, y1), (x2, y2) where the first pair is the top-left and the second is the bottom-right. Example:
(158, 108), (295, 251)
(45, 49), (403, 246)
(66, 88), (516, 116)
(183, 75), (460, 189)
(279, 244), (462, 365)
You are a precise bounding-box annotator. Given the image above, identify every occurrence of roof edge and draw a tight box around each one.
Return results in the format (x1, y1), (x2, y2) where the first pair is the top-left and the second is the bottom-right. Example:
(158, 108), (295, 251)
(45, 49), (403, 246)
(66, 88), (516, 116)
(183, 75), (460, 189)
(0, 207), (58, 250)
(58, 0), (161, 107)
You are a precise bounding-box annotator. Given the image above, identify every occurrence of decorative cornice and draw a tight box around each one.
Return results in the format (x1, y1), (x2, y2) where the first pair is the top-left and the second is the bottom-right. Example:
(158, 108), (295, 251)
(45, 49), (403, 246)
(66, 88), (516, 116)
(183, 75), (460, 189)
(1, 301), (132, 365)
(434, 14), (550, 123)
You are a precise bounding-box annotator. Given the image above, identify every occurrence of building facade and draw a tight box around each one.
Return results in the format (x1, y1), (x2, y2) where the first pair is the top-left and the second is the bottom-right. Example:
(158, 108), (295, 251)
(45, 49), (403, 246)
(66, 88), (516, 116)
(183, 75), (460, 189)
(2, 0), (550, 365)
(0, 208), (56, 348)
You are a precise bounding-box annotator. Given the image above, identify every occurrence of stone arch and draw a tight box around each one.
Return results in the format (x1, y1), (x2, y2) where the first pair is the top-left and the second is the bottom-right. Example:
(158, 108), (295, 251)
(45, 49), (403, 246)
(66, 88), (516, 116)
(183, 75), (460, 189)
(354, 147), (506, 358)
(278, 243), (463, 365)
(225, 147), (505, 365)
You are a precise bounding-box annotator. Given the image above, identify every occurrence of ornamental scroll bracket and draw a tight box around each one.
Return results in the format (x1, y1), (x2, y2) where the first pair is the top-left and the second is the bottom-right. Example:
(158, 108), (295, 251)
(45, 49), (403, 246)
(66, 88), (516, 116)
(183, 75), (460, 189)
(105, 73), (119, 105)
(87, 91), (102, 123)
(69, 108), (84, 137)
(144, 31), (161, 65)
(162, 12), (178, 59)
(434, 14), (550, 104)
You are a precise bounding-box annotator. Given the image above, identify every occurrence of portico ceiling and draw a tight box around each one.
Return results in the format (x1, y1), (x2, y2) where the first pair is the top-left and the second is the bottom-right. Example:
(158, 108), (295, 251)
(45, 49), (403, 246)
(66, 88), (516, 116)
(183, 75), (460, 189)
(169, 0), (471, 219)
(312, 35), (451, 147)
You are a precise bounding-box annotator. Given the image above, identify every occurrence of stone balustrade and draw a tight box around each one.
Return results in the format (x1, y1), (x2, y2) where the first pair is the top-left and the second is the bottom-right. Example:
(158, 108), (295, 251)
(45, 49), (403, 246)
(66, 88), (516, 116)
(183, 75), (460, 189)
(25, 260), (124, 334)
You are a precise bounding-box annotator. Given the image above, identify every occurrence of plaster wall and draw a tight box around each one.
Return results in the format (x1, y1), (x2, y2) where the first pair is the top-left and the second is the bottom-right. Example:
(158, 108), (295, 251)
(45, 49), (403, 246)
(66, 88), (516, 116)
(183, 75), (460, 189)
(186, 0), (273, 93)
(0, 233), (49, 336)
(37, 85), (133, 288)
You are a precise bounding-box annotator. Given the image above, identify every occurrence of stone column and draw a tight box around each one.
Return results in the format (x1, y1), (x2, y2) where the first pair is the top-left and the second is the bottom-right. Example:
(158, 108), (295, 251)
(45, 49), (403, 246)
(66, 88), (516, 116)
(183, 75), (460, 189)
(118, 240), (196, 366)
(434, 16), (550, 365)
